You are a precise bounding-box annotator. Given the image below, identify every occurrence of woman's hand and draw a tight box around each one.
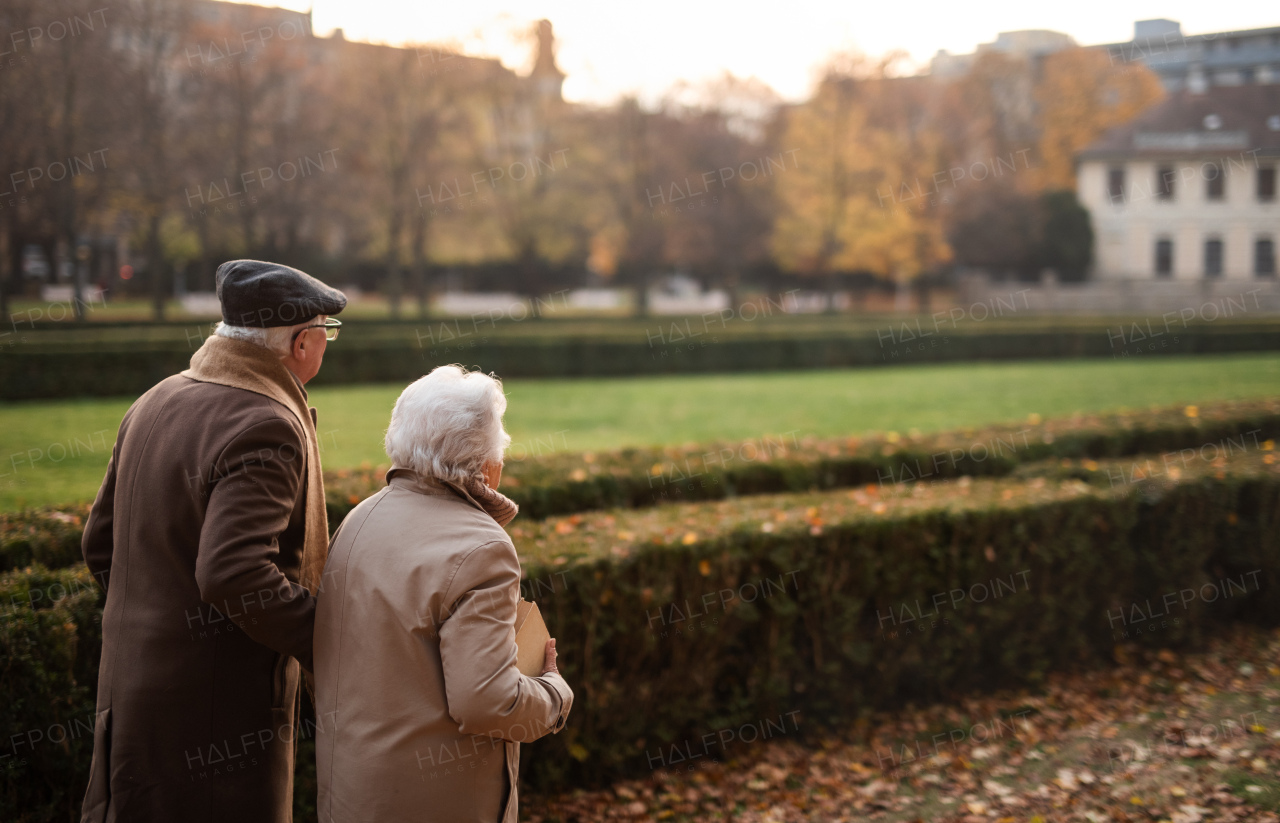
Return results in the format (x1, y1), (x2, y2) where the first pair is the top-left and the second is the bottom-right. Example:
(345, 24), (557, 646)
(541, 638), (558, 676)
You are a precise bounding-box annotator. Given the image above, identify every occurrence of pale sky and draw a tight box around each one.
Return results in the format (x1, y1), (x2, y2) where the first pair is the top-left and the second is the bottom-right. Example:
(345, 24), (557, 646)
(254, 0), (1277, 104)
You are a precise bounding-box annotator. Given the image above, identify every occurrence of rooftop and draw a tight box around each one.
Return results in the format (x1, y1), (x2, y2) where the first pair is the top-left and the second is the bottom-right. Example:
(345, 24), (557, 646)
(1078, 85), (1280, 160)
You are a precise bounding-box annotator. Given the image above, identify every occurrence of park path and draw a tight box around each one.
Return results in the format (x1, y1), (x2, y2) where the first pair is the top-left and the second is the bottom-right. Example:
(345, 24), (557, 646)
(523, 627), (1280, 823)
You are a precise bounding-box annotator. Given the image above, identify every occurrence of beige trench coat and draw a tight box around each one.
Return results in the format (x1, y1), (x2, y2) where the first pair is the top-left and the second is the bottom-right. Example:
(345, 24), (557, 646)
(314, 468), (572, 823)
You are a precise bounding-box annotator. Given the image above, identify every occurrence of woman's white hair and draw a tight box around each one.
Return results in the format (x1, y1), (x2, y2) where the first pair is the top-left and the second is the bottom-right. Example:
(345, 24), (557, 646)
(214, 320), (314, 357)
(385, 365), (511, 484)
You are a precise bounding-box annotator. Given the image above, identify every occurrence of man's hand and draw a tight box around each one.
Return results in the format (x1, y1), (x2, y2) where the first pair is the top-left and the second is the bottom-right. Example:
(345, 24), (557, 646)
(541, 638), (558, 676)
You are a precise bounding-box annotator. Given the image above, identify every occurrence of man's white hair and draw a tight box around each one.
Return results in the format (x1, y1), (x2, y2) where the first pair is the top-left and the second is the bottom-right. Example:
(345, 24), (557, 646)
(214, 319), (318, 357)
(385, 365), (511, 484)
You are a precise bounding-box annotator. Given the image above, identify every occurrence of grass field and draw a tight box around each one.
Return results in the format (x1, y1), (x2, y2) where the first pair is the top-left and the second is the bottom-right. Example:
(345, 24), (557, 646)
(1, 353), (1278, 510)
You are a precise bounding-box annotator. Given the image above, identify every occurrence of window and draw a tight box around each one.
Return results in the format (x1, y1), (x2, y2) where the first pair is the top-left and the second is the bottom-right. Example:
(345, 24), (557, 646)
(1259, 167), (1277, 202)
(1108, 167), (1125, 203)
(1156, 166), (1175, 200)
(1204, 163), (1225, 200)
(1204, 238), (1224, 278)
(1155, 239), (1174, 276)
(1257, 238), (1277, 276)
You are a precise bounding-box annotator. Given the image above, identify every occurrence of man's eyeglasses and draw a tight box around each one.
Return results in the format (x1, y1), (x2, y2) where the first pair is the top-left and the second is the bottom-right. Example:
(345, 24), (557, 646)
(292, 317), (342, 343)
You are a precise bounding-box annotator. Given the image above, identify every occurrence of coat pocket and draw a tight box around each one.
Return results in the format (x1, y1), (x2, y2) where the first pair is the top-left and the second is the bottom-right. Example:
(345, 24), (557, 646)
(271, 653), (301, 711)
(79, 707), (111, 823)
(501, 740), (520, 823)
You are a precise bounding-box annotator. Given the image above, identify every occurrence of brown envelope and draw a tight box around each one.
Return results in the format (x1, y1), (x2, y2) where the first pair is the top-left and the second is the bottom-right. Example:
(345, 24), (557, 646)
(514, 599), (550, 677)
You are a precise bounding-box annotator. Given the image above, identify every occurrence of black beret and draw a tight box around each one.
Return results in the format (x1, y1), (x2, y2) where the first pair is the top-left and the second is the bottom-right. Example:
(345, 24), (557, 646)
(216, 259), (347, 328)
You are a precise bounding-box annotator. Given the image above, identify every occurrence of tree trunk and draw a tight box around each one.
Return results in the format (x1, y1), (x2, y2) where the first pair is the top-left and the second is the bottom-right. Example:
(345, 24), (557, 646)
(411, 215), (430, 319)
(196, 218), (211, 292)
(148, 213), (165, 321)
(73, 240), (89, 322)
(386, 259), (402, 320)
(519, 240), (541, 320)
(386, 206), (405, 319)
(893, 277), (912, 313)
(0, 217), (11, 321)
(632, 269), (649, 318)
(724, 268), (741, 314)
(58, 32), (83, 321)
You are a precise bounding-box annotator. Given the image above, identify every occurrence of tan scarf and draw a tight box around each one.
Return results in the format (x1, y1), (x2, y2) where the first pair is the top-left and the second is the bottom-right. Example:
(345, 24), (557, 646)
(182, 335), (329, 596)
(390, 466), (519, 527)
(451, 477), (519, 527)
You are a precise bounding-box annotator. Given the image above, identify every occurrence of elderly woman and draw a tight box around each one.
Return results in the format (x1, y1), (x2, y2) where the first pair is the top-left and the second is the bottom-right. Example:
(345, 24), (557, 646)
(314, 365), (572, 823)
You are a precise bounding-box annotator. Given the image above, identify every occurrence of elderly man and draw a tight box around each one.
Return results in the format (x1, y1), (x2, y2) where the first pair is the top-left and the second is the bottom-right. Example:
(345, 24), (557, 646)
(79, 260), (346, 823)
(315, 365), (573, 823)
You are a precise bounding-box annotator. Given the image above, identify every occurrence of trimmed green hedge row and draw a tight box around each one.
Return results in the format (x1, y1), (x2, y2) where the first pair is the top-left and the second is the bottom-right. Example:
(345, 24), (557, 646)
(4, 401), (1277, 572)
(0, 564), (101, 823)
(0, 559), (319, 822)
(518, 460), (1280, 789)
(3, 453), (1277, 820)
(4, 323), (1279, 399)
(0, 508), (88, 574)
(326, 399), (1280, 522)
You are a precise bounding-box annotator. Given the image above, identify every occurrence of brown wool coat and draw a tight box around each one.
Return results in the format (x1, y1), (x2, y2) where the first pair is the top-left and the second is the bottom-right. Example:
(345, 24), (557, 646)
(315, 469), (573, 823)
(80, 343), (327, 823)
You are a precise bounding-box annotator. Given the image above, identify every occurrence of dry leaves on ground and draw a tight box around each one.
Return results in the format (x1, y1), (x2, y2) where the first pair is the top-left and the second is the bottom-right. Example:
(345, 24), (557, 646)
(523, 626), (1280, 823)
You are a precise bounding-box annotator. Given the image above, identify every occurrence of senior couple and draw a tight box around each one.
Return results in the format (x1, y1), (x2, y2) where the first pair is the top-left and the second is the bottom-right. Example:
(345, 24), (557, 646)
(78, 260), (571, 823)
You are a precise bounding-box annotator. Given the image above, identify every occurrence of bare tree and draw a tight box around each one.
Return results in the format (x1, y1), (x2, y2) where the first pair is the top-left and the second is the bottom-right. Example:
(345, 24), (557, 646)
(117, 0), (195, 319)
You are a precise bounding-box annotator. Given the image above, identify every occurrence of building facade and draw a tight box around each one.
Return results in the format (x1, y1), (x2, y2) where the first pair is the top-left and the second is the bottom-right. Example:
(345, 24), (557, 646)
(933, 19), (1280, 93)
(930, 29), (1076, 79)
(1077, 86), (1279, 280)
(1098, 19), (1280, 92)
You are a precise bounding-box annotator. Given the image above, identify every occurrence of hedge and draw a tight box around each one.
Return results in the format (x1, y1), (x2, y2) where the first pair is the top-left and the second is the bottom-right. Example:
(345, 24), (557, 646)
(0, 508), (88, 573)
(513, 451), (1280, 788)
(2, 449), (1277, 820)
(324, 398), (1280, 521)
(4, 323), (1279, 399)
(0, 564), (102, 823)
(4, 401), (1278, 571)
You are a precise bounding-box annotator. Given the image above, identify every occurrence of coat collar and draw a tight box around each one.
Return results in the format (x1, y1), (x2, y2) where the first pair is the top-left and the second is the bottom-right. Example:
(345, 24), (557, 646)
(181, 332), (328, 596)
(384, 466), (519, 526)
(183, 334), (310, 409)
(386, 466), (482, 508)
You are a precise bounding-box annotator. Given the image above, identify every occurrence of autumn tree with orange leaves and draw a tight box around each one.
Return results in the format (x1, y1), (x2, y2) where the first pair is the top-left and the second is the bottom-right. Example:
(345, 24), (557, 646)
(771, 58), (952, 309)
(1035, 48), (1165, 190)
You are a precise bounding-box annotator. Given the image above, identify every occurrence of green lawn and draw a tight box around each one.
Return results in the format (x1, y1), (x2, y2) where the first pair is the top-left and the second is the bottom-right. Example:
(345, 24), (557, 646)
(2, 353), (1278, 510)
